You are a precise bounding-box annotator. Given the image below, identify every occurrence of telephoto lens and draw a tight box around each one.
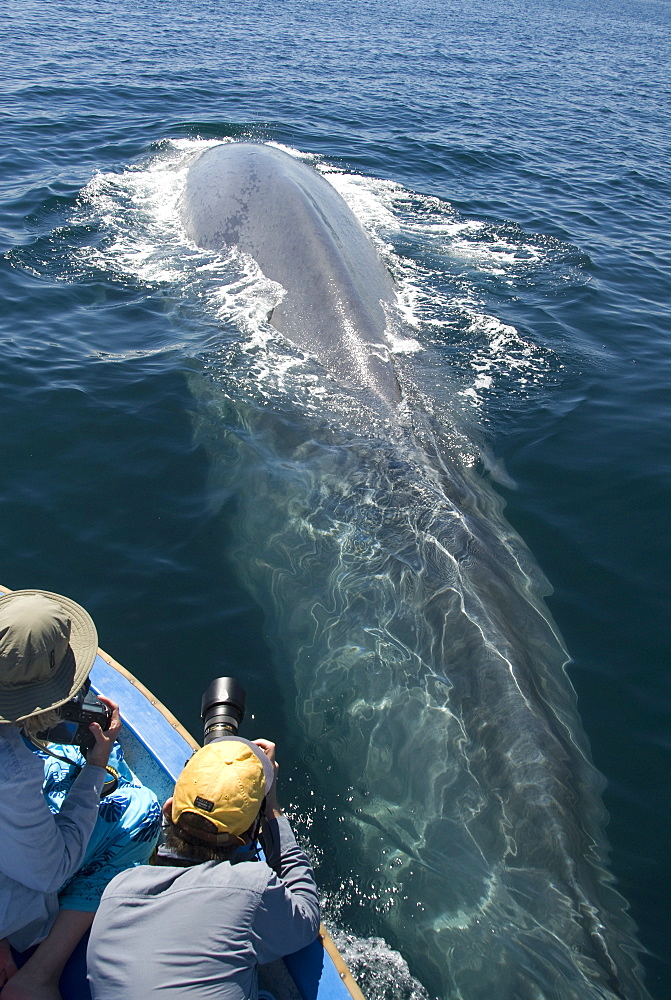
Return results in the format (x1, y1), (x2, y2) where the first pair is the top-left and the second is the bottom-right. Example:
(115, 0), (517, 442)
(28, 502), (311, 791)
(201, 677), (247, 744)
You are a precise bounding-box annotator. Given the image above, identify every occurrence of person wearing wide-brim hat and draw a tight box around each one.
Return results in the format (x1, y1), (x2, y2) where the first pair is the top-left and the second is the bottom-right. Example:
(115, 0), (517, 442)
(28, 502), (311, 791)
(0, 590), (161, 1000)
(87, 736), (320, 1000)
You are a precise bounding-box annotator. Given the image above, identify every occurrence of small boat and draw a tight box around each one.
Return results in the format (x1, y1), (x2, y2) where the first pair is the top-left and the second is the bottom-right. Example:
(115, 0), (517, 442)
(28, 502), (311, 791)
(0, 584), (363, 1000)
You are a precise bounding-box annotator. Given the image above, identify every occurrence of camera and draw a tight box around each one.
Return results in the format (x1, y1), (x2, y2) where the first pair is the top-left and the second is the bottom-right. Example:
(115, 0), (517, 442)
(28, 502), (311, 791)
(201, 676), (246, 744)
(57, 678), (113, 755)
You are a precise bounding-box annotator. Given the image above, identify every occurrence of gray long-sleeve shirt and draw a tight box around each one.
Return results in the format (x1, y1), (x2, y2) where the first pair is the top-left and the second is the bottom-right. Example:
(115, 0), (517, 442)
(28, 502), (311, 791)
(0, 725), (106, 950)
(87, 814), (320, 1000)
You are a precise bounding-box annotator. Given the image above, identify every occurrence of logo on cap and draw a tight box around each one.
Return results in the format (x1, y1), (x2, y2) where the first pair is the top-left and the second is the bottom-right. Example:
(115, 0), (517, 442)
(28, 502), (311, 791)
(194, 796), (215, 812)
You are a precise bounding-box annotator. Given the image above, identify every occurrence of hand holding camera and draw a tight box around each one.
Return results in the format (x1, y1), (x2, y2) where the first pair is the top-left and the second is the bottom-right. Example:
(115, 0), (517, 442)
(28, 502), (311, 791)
(252, 739), (281, 817)
(57, 678), (116, 758)
(85, 695), (122, 769)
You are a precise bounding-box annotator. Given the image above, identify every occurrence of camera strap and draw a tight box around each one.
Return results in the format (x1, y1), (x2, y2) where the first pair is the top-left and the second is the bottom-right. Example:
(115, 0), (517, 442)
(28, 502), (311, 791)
(22, 731), (120, 798)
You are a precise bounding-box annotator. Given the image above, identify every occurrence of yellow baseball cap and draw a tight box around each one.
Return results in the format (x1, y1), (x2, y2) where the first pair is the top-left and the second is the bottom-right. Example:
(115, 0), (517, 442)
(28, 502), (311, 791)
(172, 739), (274, 844)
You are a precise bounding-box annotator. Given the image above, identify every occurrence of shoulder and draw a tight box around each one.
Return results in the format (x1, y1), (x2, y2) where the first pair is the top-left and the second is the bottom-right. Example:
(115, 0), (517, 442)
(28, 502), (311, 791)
(0, 726), (43, 782)
(101, 858), (274, 901)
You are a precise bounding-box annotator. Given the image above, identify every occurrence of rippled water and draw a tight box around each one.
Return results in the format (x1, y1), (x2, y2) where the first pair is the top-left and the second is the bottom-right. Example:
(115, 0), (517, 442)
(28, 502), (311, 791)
(1, 0), (670, 997)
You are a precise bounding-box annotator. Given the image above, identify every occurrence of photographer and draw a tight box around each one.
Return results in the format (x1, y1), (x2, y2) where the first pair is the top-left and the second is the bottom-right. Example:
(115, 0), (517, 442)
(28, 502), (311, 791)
(87, 736), (320, 1000)
(0, 590), (161, 1000)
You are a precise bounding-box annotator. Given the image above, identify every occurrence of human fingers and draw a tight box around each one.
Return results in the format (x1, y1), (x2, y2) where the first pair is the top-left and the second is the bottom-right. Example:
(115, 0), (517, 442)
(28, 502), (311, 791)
(252, 739), (277, 767)
(253, 743), (281, 817)
(87, 698), (121, 767)
(86, 723), (113, 768)
(95, 695), (122, 738)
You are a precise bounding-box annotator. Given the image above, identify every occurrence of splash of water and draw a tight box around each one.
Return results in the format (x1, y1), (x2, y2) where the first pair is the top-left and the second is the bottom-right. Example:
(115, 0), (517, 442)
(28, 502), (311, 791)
(58, 137), (558, 417)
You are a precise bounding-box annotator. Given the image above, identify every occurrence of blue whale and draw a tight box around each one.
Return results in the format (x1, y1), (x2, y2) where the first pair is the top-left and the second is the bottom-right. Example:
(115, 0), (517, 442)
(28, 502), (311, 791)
(182, 143), (649, 1000)
(181, 142), (401, 407)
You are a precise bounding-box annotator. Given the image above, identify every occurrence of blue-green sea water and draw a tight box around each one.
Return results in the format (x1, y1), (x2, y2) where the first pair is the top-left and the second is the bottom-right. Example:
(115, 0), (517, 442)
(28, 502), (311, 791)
(2, 1), (670, 998)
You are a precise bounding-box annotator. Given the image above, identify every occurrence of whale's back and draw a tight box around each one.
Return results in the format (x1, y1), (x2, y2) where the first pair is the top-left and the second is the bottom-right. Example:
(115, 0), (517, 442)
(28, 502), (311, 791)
(181, 143), (401, 405)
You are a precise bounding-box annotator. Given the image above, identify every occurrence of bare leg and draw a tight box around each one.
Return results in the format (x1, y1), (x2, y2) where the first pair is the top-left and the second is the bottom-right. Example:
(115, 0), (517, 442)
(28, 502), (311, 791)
(0, 910), (94, 1000)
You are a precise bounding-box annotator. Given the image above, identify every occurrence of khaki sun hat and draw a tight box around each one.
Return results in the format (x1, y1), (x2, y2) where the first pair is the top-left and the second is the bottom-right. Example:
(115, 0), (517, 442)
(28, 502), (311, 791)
(172, 738), (275, 845)
(0, 590), (98, 723)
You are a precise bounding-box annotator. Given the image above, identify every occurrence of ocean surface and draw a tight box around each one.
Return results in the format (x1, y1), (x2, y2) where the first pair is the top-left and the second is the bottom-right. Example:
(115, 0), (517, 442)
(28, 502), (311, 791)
(1, 0), (670, 997)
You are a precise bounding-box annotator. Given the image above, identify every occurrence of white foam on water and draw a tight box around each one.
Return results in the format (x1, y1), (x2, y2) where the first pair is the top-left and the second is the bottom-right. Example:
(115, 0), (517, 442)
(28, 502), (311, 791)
(71, 136), (559, 417)
(303, 157), (556, 415)
(330, 929), (431, 1000)
(79, 137), (220, 285)
(457, 312), (552, 408)
(449, 236), (545, 272)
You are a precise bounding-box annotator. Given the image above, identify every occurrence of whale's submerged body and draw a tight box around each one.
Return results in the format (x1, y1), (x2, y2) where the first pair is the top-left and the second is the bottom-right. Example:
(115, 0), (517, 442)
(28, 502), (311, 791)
(182, 144), (648, 999)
